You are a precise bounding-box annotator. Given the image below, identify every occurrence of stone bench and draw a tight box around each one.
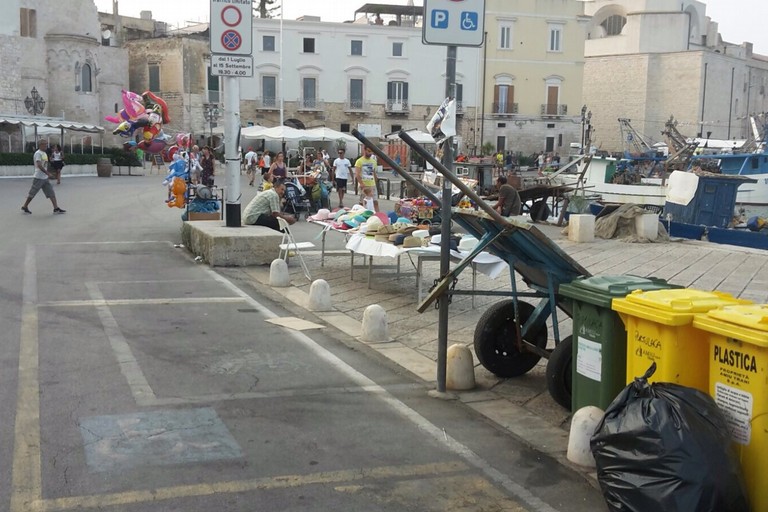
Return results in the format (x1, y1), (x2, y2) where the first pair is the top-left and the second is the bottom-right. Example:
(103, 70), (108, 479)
(181, 221), (282, 266)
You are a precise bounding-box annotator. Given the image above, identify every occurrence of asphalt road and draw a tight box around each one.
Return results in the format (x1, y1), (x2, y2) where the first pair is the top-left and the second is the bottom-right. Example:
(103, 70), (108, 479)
(0, 174), (605, 511)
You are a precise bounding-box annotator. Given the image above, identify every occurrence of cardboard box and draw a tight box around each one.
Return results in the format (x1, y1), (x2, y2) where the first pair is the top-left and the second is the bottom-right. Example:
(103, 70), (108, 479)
(188, 212), (221, 221)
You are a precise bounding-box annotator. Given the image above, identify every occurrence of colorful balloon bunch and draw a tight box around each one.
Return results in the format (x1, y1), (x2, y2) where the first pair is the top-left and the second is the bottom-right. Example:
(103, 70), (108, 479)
(106, 90), (171, 153)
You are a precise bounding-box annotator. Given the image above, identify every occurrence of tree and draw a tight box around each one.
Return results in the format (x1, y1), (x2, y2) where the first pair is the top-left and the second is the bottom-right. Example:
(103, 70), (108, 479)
(254, 0), (279, 19)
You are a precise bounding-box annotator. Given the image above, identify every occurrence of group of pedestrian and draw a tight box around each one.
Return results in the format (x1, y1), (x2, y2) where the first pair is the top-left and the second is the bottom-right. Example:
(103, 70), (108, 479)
(242, 145), (383, 231)
(533, 152), (561, 176)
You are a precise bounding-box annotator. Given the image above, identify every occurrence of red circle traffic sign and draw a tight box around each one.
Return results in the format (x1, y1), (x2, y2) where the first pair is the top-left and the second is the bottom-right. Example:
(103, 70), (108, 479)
(221, 30), (242, 51)
(221, 5), (242, 27)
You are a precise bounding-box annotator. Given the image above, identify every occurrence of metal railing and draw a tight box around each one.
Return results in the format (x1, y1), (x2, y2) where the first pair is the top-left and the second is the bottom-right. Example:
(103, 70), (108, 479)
(297, 98), (324, 111)
(491, 102), (519, 115)
(255, 97), (279, 110)
(385, 99), (409, 113)
(540, 104), (568, 116)
(344, 99), (371, 112)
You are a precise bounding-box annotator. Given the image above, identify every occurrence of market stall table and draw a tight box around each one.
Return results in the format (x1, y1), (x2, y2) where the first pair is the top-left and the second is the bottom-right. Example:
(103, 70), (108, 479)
(345, 234), (506, 301)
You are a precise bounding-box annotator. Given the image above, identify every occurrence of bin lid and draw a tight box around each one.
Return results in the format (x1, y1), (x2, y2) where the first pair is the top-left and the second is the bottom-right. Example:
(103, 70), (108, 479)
(705, 305), (768, 333)
(560, 275), (676, 308)
(613, 288), (751, 326)
(624, 288), (748, 313)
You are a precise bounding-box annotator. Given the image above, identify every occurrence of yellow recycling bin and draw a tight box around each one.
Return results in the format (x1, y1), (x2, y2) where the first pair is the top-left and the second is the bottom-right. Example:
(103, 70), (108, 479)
(694, 304), (768, 512)
(611, 288), (751, 391)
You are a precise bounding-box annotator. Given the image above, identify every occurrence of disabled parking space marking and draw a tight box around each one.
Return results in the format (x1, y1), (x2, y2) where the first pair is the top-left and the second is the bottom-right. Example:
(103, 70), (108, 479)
(86, 282), (158, 405)
(12, 243), (559, 512)
(79, 408), (242, 472)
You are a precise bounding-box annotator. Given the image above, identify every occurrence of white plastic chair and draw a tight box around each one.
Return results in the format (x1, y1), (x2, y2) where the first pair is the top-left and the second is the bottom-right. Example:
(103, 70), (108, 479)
(277, 217), (314, 281)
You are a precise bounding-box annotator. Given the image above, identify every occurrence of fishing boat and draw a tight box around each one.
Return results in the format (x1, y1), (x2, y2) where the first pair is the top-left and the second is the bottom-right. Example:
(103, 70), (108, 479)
(687, 115), (768, 205)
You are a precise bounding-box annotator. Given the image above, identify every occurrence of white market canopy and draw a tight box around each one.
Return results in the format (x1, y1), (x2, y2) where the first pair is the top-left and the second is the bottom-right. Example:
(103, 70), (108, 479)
(385, 129), (436, 145)
(0, 114), (104, 133)
(240, 125), (360, 144)
(304, 127), (360, 144)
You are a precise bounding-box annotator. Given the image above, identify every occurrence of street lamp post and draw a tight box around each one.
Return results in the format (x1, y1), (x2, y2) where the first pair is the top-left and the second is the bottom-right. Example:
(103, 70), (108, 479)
(24, 87), (46, 116)
(24, 87), (46, 146)
(580, 105), (587, 154)
(203, 103), (220, 147)
(585, 110), (593, 153)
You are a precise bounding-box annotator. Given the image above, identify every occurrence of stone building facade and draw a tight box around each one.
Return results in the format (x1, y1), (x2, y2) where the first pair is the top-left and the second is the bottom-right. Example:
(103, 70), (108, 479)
(124, 35), (213, 143)
(120, 13), (482, 153)
(0, 0), (129, 150)
(481, 0), (589, 156)
(583, 0), (768, 152)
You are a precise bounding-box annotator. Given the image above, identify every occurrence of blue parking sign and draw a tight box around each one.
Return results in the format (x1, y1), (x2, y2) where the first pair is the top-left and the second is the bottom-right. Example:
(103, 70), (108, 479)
(423, 0), (485, 47)
(431, 10), (449, 29)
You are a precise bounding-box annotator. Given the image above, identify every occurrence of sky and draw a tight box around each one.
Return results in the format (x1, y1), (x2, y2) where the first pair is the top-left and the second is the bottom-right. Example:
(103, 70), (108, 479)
(93, 0), (768, 55)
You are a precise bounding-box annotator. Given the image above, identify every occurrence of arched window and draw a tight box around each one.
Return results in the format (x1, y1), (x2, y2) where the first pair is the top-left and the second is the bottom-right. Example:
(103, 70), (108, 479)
(601, 15), (626, 36)
(81, 63), (92, 92)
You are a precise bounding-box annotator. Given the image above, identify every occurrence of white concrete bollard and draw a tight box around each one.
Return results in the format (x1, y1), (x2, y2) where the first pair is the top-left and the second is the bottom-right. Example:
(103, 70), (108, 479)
(269, 259), (290, 288)
(567, 406), (604, 468)
(308, 279), (333, 312)
(361, 305), (389, 343)
(568, 214), (595, 243)
(446, 344), (476, 391)
(635, 213), (659, 241)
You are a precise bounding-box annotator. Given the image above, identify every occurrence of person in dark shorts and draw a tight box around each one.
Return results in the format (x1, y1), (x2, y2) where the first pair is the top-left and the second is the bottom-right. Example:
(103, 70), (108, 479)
(50, 144), (64, 184)
(260, 151), (271, 177)
(21, 139), (66, 215)
(493, 176), (521, 217)
(332, 148), (351, 208)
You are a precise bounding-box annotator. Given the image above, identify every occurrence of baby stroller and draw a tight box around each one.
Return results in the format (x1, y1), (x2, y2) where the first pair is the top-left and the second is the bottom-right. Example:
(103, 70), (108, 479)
(283, 181), (313, 220)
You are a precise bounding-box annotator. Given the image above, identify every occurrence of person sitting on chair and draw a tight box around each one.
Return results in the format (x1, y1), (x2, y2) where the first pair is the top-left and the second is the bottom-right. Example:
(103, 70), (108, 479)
(243, 179), (296, 231)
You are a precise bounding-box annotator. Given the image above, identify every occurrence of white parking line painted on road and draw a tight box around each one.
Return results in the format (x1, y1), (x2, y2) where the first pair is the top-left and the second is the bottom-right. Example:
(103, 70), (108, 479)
(206, 268), (560, 512)
(11, 246), (43, 512)
(86, 282), (157, 406)
(38, 297), (246, 308)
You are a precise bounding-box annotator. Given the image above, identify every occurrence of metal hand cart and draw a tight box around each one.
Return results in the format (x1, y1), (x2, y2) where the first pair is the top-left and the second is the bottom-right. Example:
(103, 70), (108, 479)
(352, 129), (591, 408)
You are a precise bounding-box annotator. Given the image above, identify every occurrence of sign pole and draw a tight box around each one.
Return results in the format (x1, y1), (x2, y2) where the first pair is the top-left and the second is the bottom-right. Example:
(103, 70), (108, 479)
(224, 76), (241, 227)
(436, 45), (457, 394)
(210, 0), (253, 227)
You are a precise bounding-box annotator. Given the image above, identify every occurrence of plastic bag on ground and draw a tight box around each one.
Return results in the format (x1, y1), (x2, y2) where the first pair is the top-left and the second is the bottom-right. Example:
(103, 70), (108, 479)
(590, 363), (749, 512)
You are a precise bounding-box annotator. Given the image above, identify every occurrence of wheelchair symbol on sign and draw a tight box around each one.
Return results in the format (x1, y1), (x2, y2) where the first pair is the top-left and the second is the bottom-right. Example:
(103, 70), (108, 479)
(461, 12), (478, 31)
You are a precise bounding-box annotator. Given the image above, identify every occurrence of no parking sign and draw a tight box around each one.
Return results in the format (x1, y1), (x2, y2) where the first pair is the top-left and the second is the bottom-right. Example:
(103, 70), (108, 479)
(210, 0), (253, 56)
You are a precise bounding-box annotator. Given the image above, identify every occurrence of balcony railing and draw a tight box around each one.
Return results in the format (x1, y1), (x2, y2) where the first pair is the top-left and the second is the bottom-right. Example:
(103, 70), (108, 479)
(541, 104), (568, 116)
(297, 98), (324, 111)
(255, 97), (279, 110)
(385, 99), (409, 114)
(344, 99), (370, 113)
(492, 102), (519, 115)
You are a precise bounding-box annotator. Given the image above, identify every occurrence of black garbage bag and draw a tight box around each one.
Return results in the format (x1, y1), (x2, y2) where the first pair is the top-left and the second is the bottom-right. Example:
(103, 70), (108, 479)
(590, 363), (749, 512)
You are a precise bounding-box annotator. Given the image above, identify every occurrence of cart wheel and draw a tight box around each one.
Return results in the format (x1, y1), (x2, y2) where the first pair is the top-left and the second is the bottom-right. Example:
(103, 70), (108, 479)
(473, 300), (548, 378)
(546, 335), (573, 411)
(530, 201), (551, 222)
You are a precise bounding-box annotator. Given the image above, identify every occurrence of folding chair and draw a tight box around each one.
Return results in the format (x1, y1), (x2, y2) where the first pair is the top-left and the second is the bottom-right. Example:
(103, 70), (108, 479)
(283, 182), (313, 220)
(277, 217), (315, 281)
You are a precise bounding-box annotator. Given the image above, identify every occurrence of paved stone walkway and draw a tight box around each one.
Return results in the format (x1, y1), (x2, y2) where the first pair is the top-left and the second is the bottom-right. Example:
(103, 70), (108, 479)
(246, 219), (768, 432)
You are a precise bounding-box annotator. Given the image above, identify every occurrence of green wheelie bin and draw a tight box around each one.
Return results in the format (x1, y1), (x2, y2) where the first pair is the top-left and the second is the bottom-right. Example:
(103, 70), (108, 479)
(559, 275), (679, 411)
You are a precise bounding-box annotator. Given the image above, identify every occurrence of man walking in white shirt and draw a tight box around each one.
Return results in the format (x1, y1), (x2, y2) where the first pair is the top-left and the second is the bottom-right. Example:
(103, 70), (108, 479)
(244, 147), (257, 186)
(21, 139), (66, 215)
(332, 148), (352, 208)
